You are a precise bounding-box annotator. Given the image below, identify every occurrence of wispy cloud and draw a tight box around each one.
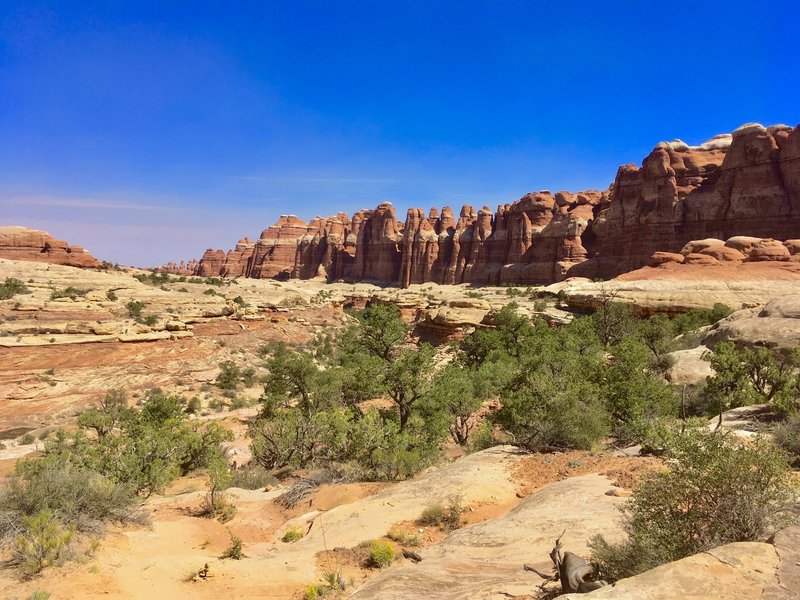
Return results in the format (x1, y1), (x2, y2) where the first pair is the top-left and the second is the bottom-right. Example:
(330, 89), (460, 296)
(231, 176), (401, 184)
(0, 195), (173, 211)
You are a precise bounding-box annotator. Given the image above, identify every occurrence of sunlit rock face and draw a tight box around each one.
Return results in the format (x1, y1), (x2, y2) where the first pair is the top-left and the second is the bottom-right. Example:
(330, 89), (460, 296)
(194, 123), (800, 287)
(0, 226), (101, 268)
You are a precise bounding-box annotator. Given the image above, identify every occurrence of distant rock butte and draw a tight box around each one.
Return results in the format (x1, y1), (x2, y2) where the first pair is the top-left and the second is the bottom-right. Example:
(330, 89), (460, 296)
(0, 226), (100, 268)
(188, 122), (800, 286)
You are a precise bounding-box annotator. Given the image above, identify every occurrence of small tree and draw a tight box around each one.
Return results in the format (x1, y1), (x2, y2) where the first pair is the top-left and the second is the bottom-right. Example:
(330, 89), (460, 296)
(13, 510), (74, 579)
(383, 344), (436, 432)
(77, 389), (131, 439)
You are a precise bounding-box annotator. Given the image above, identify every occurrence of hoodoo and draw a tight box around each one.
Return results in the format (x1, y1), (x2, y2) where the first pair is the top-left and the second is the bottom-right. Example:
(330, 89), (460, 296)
(193, 123), (800, 287)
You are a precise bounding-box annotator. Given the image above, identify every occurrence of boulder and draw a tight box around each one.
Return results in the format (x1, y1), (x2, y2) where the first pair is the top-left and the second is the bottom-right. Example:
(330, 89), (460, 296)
(703, 296), (800, 353)
(747, 239), (791, 262)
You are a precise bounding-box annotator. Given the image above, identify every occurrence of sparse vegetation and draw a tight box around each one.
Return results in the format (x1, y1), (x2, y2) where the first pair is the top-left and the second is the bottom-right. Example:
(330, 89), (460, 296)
(387, 527), (421, 546)
(105, 290), (118, 301)
(49, 286), (87, 301)
(590, 429), (797, 581)
(12, 510), (74, 579)
(281, 526), (304, 543)
(229, 464), (278, 490)
(368, 539), (396, 567)
(0, 277), (29, 300)
(418, 494), (464, 531)
(220, 530), (244, 559)
(125, 300), (144, 320)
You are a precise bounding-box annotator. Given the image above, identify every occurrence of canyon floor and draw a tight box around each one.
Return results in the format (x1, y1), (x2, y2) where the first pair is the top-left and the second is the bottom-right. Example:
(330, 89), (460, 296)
(1, 258), (799, 599)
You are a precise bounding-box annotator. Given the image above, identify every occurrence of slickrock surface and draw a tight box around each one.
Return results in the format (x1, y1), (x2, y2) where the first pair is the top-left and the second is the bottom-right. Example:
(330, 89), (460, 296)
(562, 538), (789, 599)
(351, 474), (626, 599)
(0, 446), (529, 599)
(192, 122), (800, 287)
(703, 295), (800, 353)
(0, 226), (100, 268)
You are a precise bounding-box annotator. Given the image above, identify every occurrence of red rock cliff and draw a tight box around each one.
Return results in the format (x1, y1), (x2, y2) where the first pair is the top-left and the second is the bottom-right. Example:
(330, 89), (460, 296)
(192, 122), (800, 287)
(0, 226), (101, 268)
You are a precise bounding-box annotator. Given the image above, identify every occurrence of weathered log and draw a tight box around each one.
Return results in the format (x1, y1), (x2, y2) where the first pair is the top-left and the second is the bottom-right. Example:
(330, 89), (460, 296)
(525, 531), (607, 594)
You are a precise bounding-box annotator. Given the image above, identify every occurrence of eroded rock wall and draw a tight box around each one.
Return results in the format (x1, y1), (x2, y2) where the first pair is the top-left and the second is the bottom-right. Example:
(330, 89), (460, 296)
(0, 226), (101, 268)
(193, 122), (800, 286)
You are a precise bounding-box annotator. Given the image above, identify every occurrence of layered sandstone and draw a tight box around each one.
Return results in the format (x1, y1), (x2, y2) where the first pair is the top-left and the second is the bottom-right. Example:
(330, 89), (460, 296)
(0, 226), (100, 268)
(193, 122), (800, 287)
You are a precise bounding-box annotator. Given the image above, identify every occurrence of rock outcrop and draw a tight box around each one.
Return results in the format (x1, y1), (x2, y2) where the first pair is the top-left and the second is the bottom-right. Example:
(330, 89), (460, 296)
(193, 122), (800, 287)
(702, 296), (800, 354)
(0, 226), (101, 268)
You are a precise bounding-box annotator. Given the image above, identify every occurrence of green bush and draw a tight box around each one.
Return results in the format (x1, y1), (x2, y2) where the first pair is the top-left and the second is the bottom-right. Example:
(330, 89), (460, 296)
(49, 286), (87, 301)
(105, 290), (118, 301)
(216, 360), (241, 390)
(200, 455), (236, 523)
(590, 430), (796, 581)
(282, 526), (304, 543)
(0, 458), (146, 542)
(12, 510), (74, 579)
(0, 277), (29, 300)
(220, 531), (244, 559)
(418, 494), (464, 531)
(229, 464), (278, 490)
(387, 527), (421, 546)
(20, 432), (35, 445)
(369, 540), (395, 567)
(184, 397), (202, 414)
(125, 300), (144, 320)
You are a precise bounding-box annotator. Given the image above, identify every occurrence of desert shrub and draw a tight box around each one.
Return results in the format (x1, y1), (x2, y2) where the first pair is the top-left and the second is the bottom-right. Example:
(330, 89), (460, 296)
(229, 395), (253, 410)
(200, 455), (236, 523)
(672, 303), (733, 334)
(590, 430), (797, 581)
(142, 314), (158, 327)
(184, 397), (202, 415)
(26, 592), (51, 600)
(105, 290), (118, 301)
(703, 343), (800, 416)
(12, 510), (74, 579)
(229, 464), (278, 490)
(0, 277), (29, 300)
(418, 363), (482, 445)
(368, 540), (395, 567)
(282, 526), (304, 543)
(220, 531), (244, 559)
(419, 494), (464, 531)
(20, 432), (35, 445)
(49, 286), (87, 301)
(419, 504), (445, 526)
(233, 295), (246, 307)
(775, 412), (800, 467)
(319, 568), (348, 592)
(0, 457), (146, 544)
(467, 422), (496, 453)
(125, 300), (144, 320)
(387, 527), (421, 546)
(216, 361), (241, 390)
(304, 585), (319, 600)
(45, 389), (234, 497)
(240, 367), (257, 387)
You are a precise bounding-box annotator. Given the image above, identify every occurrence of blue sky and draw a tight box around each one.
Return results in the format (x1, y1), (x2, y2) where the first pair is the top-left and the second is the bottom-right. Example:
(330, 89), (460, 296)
(1, 1), (798, 266)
